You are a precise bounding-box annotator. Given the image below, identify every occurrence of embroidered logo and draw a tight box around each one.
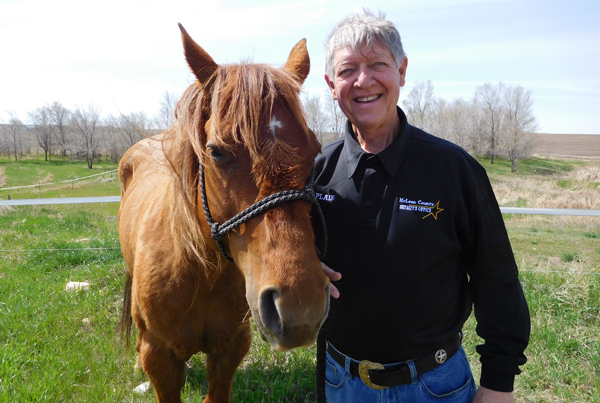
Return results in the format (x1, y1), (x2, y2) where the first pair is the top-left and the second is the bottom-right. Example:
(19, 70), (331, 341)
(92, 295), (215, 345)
(315, 192), (335, 202)
(398, 197), (444, 220)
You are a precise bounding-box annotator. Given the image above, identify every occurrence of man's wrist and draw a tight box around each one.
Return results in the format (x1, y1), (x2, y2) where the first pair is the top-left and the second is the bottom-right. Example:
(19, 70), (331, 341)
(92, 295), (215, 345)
(480, 365), (515, 392)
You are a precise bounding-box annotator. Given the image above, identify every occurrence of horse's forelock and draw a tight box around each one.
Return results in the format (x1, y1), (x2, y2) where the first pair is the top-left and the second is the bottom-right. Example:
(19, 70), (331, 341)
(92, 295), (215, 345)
(211, 64), (308, 155)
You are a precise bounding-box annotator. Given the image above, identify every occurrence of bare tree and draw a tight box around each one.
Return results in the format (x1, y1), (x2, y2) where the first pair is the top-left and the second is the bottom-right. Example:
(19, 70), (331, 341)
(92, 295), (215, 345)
(403, 80), (436, 132)
(102, 115), (122, 162)
(430, 97), (450, 140)
(474, 82), (506, 164)
(502, 85), (538, 172)
(28, 106), (53, 161)
(325, 94), (346, 140)
(48, 101), (72, 156)
(156, 91), (178, 130)
(119, 111), (150, 149)
(4, 111), (24, 161)
(446, 98), (474, 151)
(72, 104), (101, 169)
(303, 95), (329, 145)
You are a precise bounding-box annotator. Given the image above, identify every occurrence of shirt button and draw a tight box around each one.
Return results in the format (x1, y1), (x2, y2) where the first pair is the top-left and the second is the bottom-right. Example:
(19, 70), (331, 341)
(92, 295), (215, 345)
(365, 200), (372, 207)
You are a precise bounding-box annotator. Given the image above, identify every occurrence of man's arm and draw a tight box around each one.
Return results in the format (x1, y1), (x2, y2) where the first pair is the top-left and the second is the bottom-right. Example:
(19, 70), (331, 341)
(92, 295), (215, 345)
(473, 279), (530, 392)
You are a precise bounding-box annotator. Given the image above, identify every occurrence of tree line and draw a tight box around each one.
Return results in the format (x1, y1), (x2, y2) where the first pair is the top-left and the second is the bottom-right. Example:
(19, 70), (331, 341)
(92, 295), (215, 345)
(305, 81), (538, 172)
(1, 82), (537, 172)
(0, 92), (177, 169)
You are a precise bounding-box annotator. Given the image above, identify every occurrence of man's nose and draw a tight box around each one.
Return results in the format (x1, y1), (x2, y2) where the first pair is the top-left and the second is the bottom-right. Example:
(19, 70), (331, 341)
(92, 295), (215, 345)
(355, 65), (372, 87)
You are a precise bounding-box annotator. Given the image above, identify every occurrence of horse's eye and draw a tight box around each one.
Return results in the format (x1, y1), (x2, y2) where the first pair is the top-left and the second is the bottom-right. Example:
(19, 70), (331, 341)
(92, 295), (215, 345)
(208, 146), (228, 163)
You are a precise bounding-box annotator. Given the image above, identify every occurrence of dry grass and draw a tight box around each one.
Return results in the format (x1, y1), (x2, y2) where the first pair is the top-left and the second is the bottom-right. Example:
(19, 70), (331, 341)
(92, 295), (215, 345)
(493, 161), (600, 210)
(0, 167), (6, 187)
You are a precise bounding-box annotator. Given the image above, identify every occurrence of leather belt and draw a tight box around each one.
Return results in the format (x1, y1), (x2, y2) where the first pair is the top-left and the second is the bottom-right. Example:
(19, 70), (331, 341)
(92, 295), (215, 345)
(326, 332), (462, 389)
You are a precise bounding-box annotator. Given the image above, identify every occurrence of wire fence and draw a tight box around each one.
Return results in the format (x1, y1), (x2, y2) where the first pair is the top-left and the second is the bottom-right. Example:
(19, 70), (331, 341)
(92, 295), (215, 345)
(2, 196), (600, 216)
(1, 196), (598, 275)
(0, 169), (118, 192)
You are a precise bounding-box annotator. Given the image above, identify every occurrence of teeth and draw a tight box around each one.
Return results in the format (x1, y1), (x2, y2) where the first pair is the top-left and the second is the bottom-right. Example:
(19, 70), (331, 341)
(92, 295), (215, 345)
(356, 95), (379, 102)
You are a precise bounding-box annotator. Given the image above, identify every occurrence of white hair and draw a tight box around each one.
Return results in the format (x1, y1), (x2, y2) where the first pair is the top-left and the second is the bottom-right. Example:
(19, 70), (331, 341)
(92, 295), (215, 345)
(325, 9), (406, 79)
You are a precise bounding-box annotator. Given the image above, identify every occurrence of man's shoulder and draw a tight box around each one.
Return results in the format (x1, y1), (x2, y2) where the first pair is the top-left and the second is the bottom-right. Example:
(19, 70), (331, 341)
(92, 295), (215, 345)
(407, 125), (489, 179)
(321, 136), (345, 154)
(410, 126), (463, 152)
(316, 137), (345, 163)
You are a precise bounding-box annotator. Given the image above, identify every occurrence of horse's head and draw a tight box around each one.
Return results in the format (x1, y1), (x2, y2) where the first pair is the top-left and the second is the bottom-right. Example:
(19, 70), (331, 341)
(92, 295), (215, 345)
(178, 25), (329, 351)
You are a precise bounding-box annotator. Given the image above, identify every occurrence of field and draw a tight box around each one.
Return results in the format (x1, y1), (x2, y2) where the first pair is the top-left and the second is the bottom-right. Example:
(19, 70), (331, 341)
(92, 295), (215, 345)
(531, 133), (600, 160)
(1, 154), (599, 402)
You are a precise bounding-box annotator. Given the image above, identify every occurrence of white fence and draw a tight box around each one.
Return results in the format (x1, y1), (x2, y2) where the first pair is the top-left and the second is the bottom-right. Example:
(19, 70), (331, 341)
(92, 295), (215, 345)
(1, 196), (600, 216)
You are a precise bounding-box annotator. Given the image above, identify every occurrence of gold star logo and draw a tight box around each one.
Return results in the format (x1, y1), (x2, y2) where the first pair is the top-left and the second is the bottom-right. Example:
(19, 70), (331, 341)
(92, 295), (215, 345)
(422, 201), (444, 220)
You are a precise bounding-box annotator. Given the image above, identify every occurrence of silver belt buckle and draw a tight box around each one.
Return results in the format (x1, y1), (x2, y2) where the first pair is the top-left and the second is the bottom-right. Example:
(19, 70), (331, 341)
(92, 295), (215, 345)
(358, 360), (388, 390)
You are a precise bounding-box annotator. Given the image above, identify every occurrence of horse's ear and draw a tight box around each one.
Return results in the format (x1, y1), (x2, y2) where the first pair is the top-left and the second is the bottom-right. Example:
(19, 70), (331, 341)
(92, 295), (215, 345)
(179, 23), (218, 86)
(284, 39), (310, 85)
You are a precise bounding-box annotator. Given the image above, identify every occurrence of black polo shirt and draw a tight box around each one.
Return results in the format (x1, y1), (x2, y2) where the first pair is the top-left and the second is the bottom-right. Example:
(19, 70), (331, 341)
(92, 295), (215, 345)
(314, 107), (529, 392)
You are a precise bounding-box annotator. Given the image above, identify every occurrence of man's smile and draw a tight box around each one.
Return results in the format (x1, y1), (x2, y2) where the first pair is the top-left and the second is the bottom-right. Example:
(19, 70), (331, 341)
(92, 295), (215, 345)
(355, 95), (381, 103)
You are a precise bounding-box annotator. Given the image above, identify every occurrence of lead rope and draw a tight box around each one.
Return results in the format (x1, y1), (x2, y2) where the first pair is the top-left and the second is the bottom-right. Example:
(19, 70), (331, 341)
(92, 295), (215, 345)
(316, 328), (327, 403)
(200, 163), (327, 262)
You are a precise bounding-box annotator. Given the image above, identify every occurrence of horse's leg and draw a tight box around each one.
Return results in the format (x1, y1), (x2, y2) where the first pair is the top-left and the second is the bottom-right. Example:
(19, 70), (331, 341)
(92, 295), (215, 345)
(137, 329), (186, 403)
(203, 321), (252, 403)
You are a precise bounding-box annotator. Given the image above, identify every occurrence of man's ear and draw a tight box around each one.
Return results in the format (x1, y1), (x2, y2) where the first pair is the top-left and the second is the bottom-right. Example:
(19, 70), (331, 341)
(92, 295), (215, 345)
(324, 74), (337, 100)
(398, 57), (408, 88)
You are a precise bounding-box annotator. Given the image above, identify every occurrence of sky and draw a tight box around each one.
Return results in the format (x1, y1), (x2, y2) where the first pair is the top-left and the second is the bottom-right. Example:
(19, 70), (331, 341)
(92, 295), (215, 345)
(0, 0), (599, 134)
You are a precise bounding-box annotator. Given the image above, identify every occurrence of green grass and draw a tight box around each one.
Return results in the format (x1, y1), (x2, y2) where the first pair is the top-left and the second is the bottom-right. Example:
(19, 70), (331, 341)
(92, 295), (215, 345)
(476, 155), (575, 177)
(0, 155), (120, 200)
(1, 156), (599, 402)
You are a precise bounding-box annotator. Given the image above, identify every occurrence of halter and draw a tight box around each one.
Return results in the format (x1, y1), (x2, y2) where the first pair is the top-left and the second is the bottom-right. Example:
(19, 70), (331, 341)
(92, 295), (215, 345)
(199, 162), (327, 262)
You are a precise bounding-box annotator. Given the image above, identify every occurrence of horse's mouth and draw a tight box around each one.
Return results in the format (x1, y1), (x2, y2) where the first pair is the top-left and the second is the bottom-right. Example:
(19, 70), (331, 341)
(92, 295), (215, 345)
(251, 307), (326, 352)
(251, 307), (283, 350)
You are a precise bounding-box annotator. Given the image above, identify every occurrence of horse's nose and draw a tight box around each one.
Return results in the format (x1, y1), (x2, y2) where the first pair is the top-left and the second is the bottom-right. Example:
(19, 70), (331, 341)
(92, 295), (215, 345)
(258, 283), (330, 348)
(258, 287), (284, 338)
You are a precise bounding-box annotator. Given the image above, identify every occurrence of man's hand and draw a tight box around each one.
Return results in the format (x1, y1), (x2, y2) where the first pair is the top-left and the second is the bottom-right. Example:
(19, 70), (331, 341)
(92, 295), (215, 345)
(472, 387), (515, 403)
(321, 262), (342, 299)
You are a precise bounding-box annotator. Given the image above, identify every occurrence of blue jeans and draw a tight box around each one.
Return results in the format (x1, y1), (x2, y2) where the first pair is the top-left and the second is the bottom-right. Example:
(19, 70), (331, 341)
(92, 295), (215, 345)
(325, 345), (477, 402)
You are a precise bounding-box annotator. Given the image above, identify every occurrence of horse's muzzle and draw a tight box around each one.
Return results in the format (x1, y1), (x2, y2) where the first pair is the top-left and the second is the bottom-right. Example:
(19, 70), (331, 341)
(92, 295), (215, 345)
(256, 283), (330, 351)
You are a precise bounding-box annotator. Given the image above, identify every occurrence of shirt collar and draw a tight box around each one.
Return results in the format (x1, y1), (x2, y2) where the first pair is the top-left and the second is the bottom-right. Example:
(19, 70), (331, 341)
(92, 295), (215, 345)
(343, 107), (411, 179)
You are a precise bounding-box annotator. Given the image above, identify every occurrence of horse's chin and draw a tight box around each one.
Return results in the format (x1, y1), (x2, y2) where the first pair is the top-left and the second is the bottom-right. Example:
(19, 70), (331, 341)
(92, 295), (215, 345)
(252, 308), (286, 351)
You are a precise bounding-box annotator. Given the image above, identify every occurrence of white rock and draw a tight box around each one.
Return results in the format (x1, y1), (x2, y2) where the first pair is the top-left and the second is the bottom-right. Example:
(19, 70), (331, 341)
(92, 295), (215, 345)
(133, 381), (152, 394)
(65, 281), (90, 292)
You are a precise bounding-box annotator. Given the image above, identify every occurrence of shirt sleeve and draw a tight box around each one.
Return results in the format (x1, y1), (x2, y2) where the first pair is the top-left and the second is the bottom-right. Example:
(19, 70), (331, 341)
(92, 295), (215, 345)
(472, 278), (530, 391)
(462, 162), (531, 392)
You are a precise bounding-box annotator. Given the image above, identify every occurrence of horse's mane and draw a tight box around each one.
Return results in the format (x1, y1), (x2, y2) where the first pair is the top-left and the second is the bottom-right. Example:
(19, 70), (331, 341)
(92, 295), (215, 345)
(160, 62), (311, 267)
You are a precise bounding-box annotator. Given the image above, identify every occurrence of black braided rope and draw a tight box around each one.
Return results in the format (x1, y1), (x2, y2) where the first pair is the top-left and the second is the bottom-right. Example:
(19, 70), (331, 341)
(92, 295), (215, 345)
(200, 163), (326, 262)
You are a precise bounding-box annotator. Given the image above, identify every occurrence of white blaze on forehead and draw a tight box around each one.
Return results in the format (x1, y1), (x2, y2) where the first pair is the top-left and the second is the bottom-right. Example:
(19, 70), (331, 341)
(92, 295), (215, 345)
(269, 117), (284, 136)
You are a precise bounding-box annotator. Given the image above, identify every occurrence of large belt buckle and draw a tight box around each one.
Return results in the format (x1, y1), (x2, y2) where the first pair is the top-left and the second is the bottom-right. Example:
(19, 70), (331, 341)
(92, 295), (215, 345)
(358, 360), (387, 390)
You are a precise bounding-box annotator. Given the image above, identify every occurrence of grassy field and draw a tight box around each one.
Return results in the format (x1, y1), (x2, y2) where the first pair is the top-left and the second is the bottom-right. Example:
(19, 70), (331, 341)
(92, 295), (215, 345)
(0, 155), (599, 402)
(0, 156), (120, 201)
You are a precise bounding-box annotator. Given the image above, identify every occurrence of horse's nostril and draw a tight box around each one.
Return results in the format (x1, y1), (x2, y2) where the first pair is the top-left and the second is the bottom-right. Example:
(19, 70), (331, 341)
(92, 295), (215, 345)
(259, 288), (283, 337)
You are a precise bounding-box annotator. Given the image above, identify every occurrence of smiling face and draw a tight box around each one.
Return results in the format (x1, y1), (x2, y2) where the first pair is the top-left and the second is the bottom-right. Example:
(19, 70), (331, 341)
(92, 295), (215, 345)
(325, 40), (407, 143)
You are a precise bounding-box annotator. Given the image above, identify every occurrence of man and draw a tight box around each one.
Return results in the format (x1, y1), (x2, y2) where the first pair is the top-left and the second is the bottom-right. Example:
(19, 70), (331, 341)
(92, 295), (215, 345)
(314, 10), (530, 403)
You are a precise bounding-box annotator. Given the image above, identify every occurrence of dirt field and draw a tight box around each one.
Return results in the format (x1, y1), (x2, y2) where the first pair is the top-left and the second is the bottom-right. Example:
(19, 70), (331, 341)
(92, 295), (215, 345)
(531, 133), (600, 159)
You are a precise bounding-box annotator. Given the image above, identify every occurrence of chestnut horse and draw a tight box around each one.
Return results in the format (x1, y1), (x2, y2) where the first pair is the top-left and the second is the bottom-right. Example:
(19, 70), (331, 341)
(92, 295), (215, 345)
(118, 25), (330, 403)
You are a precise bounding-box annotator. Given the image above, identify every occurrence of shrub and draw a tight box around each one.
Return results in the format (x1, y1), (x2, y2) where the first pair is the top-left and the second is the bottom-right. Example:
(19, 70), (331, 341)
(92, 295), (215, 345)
(561, 252), (581, 262)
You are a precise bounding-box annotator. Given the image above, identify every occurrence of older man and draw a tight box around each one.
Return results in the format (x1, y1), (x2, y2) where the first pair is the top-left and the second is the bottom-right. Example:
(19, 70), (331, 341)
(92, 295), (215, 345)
(315, 10), (530, 403)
